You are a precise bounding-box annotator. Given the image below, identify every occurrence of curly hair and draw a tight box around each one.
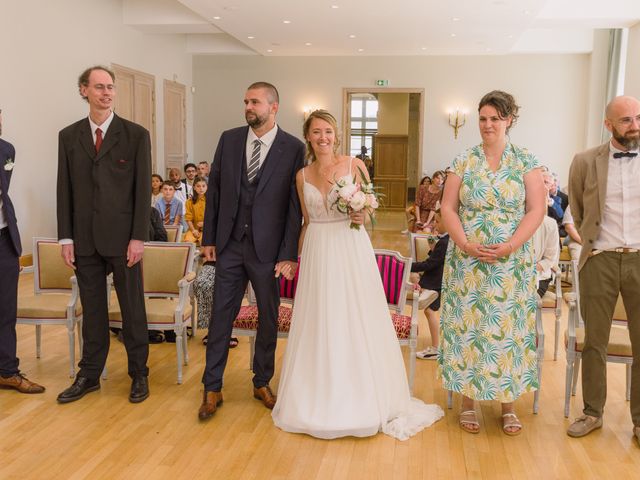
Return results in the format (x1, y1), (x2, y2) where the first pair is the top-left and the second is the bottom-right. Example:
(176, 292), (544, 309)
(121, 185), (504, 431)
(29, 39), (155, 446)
(478, 90), (520, 133)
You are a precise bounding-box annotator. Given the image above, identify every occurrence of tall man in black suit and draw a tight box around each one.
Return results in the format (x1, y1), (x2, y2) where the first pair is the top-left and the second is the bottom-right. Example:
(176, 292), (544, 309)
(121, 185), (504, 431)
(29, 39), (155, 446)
(198, 82), (305, 420)
(0, 109), (45, 394)
(56, 66), (152, 404)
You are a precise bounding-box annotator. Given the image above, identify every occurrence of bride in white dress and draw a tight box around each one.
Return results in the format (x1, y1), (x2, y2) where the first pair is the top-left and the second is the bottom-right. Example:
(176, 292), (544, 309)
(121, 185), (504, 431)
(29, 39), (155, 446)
(272, 110), (443, 440)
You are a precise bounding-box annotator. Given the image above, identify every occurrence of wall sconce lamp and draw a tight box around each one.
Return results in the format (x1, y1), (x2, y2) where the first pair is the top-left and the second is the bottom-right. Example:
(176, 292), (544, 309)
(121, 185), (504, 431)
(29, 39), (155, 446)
(447, 107), (467, 139)
(303, 106), (322, 121)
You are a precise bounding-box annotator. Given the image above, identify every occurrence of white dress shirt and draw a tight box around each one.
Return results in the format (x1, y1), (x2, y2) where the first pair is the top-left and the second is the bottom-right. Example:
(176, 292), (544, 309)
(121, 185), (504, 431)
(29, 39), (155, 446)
(59, 111), (115, 245)
(532, 215), (560, 282)
(593, 142), (640, 250)
(246, 124), (278, 171)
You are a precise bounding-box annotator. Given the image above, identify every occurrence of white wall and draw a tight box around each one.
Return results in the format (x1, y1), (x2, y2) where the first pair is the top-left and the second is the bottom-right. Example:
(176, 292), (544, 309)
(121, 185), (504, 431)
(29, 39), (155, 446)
(624, 23), (640, 100)
(193, 54), (589, 189)
(0, 0), (193, 254)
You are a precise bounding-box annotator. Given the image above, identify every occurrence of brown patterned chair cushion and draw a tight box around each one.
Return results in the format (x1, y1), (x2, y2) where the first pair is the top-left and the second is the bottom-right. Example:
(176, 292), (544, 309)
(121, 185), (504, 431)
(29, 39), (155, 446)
(233, 305), (293, 333)
(391, 313), (412, 339)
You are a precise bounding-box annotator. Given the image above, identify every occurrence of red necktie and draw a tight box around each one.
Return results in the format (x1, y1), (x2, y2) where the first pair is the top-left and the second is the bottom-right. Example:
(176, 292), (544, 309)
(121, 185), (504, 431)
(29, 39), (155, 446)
(95, 128), (103, 153)
(164, 202), (171, 224)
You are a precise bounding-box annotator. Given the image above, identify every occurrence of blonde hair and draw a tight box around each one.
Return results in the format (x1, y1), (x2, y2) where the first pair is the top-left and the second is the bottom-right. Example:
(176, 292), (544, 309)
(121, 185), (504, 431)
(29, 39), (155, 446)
(302, 109), (341, 162)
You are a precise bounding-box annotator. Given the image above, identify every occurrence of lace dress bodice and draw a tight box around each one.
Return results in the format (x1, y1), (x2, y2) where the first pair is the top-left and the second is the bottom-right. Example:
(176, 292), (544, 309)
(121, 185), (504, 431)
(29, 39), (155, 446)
(302, 171), (351, 223)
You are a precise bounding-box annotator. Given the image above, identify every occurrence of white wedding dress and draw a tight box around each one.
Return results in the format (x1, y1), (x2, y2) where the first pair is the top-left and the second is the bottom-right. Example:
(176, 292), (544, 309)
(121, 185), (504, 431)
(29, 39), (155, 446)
(272, 164), (443, 440)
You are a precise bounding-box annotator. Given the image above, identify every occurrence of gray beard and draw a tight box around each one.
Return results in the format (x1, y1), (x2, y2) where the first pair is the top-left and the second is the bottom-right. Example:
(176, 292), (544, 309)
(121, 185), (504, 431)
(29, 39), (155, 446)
(612, 130), (640, 150)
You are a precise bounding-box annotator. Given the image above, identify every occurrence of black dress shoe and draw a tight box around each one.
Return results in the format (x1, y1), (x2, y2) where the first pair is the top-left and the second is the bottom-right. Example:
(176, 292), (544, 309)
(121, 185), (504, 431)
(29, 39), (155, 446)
(129, 376), (149, 403)
(57, 377), (100, 404)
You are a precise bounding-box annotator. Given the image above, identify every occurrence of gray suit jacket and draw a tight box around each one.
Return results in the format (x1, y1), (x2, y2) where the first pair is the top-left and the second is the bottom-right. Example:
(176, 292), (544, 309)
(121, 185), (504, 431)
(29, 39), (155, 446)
(568, 143), (609, 271)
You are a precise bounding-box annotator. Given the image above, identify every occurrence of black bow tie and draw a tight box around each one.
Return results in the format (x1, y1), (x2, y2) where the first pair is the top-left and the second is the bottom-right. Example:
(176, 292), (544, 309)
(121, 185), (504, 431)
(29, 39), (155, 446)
(613, 151), (638, 159)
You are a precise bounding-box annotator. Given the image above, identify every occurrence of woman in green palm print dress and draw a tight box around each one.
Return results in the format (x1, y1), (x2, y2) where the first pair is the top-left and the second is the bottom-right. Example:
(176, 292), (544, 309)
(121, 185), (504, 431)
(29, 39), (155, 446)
(439, 91), (546, 436)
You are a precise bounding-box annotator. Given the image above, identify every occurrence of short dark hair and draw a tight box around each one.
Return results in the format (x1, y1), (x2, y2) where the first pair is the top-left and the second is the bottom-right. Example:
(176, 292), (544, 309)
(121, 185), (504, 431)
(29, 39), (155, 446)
(478, 90), (520, 133)
(161, 181), (175, 189)
(247, 82), (279, 104)
(184, 163), (197, 172)
(152, 173), (164, 182)
(78, 66), (115, 101)
(198, 161), (208, 166)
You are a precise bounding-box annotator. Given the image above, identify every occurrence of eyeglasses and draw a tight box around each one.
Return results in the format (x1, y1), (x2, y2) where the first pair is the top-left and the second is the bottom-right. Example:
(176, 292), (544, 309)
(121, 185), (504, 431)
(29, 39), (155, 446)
(615, 115), (640, 127)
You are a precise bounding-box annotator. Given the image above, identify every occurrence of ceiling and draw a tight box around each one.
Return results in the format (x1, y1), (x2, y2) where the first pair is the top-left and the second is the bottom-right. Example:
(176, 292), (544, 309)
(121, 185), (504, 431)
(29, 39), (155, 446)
(123, 0), (640, 56)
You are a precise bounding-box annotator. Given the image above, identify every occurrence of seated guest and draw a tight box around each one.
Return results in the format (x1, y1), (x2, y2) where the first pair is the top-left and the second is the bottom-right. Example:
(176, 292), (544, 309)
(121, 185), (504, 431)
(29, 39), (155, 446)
(150, 174), (163, 207)
(410, 210), (448, 359)
(197, 161), (210, 183)
(155, 181), (183, 226)
(543, 171), (569, 237)
(183, 177), (207, 245)
(562, 205), (582, 261)
(415, 170), (444, 233)
(181, 163), (197, 200)
(404, 175), (431, 233)
(168, 167), (187, 205)
(532, 215), (560, 298)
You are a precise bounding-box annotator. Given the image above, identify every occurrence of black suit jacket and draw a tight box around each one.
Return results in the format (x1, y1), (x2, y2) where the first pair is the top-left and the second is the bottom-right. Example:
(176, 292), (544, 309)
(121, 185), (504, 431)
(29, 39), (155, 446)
(57, 114), (151, 257)
(202, 126), (305, 263)
(411, 234), (449, 291)
(0, 138), (21, 256)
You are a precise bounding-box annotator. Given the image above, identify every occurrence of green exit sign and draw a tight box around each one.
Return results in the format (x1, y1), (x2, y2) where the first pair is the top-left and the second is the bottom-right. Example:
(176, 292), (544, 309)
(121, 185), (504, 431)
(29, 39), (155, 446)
(375, 79), (389, 86)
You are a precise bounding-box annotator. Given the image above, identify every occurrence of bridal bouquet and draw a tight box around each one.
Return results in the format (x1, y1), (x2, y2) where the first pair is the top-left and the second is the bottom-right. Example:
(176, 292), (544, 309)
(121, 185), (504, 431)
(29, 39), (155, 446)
(330, 167), (381, 230)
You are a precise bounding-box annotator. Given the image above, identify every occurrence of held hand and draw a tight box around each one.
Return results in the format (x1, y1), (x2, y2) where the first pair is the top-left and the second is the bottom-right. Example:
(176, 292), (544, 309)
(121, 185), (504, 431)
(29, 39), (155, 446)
(462, 241), (498, 263)
(349, 209), (366, 225)
(192, 229), (201, 239)
(483, 242), (514, 259)
(196, 221), (204, 228)
(127, 239), (144, 267)
(274, 260), (297, 280)
(201, 246), (216, 262)
(61, 244), (76, 270)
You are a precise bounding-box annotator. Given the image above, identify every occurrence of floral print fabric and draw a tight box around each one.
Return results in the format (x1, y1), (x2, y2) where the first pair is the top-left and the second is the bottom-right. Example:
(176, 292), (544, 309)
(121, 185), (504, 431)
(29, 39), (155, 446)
(438, 143), (539, 402)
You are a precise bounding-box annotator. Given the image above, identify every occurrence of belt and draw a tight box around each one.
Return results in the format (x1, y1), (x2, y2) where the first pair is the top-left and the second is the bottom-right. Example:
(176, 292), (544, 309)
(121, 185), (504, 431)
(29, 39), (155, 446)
(589, 247), (640, 257)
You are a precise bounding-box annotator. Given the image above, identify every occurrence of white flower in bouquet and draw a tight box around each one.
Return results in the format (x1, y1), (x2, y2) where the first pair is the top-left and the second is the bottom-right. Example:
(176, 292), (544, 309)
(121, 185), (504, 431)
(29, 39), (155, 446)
(338, 183), (358, 201)
(350, 191), (367, 211)
(366, 193), (379, 209)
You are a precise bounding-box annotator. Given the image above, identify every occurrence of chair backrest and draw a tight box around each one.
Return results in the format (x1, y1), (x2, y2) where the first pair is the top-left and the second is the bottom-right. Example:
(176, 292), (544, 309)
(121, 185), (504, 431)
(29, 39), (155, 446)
(32, 237), (75, 293)
(409, 232), (435, 262)
(164, 225), (184, 242)
(374, 249), (411, 313)
(141, 242), (195, 296)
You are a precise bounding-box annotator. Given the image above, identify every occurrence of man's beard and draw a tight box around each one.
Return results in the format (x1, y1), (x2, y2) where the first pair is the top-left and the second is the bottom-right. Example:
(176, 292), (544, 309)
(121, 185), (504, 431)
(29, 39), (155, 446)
(612, 124), (640, 150)
(245, 111), (267, 128)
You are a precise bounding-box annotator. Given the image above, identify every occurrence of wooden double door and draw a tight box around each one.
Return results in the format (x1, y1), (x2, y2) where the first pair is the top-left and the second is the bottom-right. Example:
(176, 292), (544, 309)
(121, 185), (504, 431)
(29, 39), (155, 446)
(373, 134), (408, 211)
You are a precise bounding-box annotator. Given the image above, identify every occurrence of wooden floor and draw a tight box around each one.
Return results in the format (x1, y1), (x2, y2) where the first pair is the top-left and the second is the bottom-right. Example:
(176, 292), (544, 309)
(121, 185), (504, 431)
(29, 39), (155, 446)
(2, 214), (638, 479)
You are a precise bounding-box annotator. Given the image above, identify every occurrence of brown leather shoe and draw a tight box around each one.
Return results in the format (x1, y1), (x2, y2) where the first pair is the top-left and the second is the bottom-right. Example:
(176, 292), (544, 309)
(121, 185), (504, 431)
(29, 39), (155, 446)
(0, 374), (45, 394)
(198, 390), (223, 420)
(253, 385), (276, 409)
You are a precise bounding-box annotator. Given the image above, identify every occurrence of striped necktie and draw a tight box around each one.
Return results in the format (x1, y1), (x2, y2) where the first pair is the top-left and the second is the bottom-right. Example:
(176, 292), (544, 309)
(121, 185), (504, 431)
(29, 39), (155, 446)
(164, 202), (171, 224)
(247, 139), (261, 183)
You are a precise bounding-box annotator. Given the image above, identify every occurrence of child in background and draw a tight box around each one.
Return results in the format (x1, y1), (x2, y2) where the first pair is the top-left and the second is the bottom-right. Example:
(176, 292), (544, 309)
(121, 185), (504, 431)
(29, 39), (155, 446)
(183, 177), (207, 245)
(151, 174), (163, 207)
(410, 210), (449, 359)
(155, 181), (183, 226)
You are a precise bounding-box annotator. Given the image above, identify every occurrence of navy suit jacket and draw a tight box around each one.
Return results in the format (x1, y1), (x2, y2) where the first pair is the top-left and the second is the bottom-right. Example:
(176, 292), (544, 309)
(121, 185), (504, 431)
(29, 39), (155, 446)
(57, 114), (151, 257)
(202, 126), (305, 263)
(0, 138), (21, 256)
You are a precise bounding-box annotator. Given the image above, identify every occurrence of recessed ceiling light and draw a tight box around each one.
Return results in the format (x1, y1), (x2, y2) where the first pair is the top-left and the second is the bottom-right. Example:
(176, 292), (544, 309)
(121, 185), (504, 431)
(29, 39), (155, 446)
(421, 47), (427, 51)
(451, 33), (457, 37)
(452, 17), (460, 21)
(267, 49), (273, 52)
(331, 5), (339, 8)
(247, 36), (255, 39)
(213, 16), (221, 20)
(507, 34), (513, 39)
(283, 20), (291, 24)
(305, 42), (312, 46)
(348, 34), (356, 39)
(524, 9), (530, 15)
(358, 48), (364, 52)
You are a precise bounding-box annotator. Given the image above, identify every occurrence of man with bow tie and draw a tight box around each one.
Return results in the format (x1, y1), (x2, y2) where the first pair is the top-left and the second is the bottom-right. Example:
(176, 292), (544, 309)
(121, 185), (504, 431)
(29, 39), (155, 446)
(56, 66), (151, 405)
(567, 96), (640, 446)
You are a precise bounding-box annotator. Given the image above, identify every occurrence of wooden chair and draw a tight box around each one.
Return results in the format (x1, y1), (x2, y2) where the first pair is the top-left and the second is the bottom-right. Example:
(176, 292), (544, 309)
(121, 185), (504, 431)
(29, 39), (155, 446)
(17, 237), (82, 377)
(164, 225), (183, 242)
(233, 269), (298, 369)
(108, 242), (196, 384)
(563, 259), (632, 417)
(374, 249), (420, 394)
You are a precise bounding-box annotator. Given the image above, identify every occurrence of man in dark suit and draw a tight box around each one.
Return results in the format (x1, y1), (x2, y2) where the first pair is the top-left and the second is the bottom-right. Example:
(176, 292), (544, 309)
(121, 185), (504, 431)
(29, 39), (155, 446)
(0, 109), (45, 394)
(56, 66), (151, 404)
(198, 82), (305, 420)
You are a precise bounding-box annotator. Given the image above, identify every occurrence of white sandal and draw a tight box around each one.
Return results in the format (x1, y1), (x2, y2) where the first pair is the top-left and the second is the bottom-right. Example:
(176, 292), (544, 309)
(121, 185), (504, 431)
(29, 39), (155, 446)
(502, 413), (522, 436)
(460, 410), (480, 434)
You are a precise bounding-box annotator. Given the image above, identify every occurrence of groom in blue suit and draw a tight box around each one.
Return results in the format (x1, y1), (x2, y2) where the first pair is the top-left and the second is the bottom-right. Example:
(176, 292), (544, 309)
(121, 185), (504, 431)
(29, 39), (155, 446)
(0, 109), (45, 394)
(198, 82), (305, 420)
